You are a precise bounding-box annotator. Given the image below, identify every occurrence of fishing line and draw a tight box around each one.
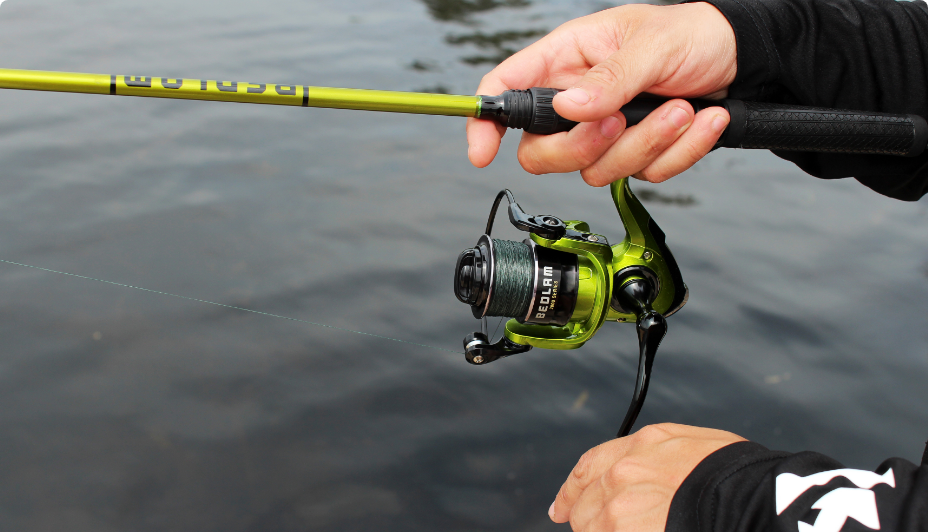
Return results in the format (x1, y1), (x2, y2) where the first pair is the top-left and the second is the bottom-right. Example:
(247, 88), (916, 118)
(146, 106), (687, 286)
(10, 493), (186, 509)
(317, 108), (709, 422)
(490, 316), (505, 343)
(0, 258), (461, 354)
(485, 239), (534, 318)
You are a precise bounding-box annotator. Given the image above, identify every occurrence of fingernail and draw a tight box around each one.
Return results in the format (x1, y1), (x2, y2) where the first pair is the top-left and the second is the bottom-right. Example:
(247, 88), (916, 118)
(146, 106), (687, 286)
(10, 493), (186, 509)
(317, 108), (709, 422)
(711, 114), (728, 135)
(562, 88), (591, 106)
(600, 116), (622, 138)
(548, 502), (556, 520)
(669, 107), (691, 129)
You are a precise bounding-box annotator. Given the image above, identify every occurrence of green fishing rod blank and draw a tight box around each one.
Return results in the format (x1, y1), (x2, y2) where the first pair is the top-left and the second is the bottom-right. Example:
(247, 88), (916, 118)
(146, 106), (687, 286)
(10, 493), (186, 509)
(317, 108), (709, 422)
(0, 68), (577, 134)
(0, 68), (480, 116)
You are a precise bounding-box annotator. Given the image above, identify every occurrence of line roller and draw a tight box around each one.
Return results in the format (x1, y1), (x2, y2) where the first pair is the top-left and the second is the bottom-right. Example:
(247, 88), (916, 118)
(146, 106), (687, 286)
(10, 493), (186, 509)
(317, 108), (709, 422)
(4, 67), (927, 437)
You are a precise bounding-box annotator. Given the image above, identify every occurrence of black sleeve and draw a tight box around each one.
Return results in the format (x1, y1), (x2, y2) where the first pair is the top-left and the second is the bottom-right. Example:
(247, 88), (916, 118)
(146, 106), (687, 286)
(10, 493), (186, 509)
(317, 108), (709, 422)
(666, 441), (928, 532)
(698, 0), (928, 201)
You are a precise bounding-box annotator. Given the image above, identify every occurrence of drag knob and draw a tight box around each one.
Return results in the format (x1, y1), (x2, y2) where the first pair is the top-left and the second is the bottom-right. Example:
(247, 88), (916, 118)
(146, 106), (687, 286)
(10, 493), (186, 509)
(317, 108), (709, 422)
(454, 238), (492, 314)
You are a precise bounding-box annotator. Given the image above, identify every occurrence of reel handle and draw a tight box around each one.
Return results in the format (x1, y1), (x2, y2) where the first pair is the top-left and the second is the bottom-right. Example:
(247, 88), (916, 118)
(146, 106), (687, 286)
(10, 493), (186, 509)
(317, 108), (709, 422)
(481, 89), (928, 157)
(613, 276), (667, 438)
(617, 309), (666, 438)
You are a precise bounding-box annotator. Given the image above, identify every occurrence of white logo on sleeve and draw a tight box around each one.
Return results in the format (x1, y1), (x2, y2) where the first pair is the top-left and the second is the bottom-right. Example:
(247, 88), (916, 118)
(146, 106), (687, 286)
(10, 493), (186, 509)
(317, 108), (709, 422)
(776, 469), (895, 532)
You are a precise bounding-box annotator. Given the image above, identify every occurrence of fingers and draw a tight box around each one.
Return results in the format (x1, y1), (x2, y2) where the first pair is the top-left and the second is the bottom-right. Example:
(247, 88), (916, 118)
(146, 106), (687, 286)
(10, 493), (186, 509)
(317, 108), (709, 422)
(632, 108), (729, 183)
(514, 100), (727, 184)
(579, 101), (728, 187)
(578, 99), (693, 186)
(550, 437), (633, 524)
(516, 113), (626, 174)
(466, 117), (506, 168)
(552, 33), (668, 123)
(466, 41), (557, 168)
(466, 75), (511, 168)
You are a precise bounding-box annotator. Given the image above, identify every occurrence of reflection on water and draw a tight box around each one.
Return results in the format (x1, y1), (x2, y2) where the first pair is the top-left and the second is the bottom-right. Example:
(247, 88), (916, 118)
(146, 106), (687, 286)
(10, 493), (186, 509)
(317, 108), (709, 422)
(416, 84), (453, 94)
(446, 29), (548, 65)
(419, 0), (546, 67)
(636, 188), (698, 206)
(421, 0), (531, 23)
(409, 59), (440, 72)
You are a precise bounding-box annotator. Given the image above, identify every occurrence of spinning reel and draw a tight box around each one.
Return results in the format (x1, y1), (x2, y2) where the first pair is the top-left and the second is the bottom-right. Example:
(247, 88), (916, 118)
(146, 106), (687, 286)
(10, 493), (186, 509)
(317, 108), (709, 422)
(453, 178), (688, 437)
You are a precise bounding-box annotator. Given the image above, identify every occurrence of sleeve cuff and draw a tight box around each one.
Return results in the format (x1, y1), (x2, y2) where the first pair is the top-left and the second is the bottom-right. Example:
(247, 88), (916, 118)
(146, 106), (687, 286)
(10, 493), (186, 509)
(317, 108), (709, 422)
(688, 0), (781, 100)
(666, 440), (788, 532)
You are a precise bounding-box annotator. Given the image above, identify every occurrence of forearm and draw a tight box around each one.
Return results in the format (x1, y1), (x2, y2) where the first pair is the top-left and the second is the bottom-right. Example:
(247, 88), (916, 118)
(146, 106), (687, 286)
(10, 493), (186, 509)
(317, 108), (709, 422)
(704, 0), (928, 110)
(700, 0), (928, 200)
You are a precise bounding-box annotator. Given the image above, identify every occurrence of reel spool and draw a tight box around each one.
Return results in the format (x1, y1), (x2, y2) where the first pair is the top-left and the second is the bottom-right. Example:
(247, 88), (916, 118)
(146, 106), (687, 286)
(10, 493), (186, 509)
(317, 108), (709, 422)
(453, 179), (688, 437)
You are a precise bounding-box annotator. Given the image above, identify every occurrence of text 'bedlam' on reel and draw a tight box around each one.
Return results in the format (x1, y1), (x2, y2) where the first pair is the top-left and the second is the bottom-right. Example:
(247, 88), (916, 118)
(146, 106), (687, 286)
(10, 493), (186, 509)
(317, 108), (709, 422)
(453, 178), (688, 437)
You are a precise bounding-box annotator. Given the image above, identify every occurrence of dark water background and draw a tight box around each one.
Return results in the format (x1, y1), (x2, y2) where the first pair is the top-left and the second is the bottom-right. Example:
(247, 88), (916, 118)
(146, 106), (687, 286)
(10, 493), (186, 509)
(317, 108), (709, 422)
(0, 0), (926, 530)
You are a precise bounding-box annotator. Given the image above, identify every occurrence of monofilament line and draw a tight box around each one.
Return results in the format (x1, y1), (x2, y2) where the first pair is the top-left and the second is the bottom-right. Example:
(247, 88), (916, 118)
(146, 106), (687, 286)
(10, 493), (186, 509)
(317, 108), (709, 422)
(0, 259), (461, 354)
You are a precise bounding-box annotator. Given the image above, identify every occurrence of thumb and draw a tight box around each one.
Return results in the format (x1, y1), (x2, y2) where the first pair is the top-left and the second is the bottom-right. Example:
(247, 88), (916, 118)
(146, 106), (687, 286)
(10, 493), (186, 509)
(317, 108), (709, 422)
(553, 42), (664, 123)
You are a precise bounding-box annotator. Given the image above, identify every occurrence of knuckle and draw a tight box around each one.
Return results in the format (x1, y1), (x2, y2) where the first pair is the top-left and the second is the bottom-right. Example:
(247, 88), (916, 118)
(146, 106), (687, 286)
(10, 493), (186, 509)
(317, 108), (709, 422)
(641, 423), (668, 438)
(634, 167), (664, 184)
(681, 137), (709, 163)
(637, 127), (667, 158)
(517, 149), (543, 175)
(651, 422), (678, 434)
(606, 496), (626, 521)
(680, 148), (703, 169)
(569, 513), (584, 532)
(635, 132), (709, 184)
(580, 167), (611, 187)
(571, 450), (596, 482)
(569, 141), (599, 169)
(639, 423), (674, 442)
(587, 59), (626, 90)
(604, 463), (628, 487)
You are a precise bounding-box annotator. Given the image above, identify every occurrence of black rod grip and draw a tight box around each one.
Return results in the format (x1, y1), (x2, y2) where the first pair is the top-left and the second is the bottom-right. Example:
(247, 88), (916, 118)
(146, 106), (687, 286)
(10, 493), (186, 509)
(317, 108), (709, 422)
(614, 98), (927, 157)
(718, 101), (928, 157)
(483, 88), (928, 157)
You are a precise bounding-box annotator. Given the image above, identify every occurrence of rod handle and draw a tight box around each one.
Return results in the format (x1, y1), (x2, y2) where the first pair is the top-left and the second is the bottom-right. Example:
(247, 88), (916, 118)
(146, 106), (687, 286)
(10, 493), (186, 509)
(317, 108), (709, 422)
(717, 100), (928, 157)
(485, 89), (928, 157)
(618, 98), (928, 157)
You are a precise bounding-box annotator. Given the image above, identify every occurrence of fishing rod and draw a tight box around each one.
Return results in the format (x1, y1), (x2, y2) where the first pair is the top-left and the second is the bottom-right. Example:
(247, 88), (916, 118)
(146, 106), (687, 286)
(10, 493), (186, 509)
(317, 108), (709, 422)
(4, 66), (928, 437)
(1, 68), (926, 156)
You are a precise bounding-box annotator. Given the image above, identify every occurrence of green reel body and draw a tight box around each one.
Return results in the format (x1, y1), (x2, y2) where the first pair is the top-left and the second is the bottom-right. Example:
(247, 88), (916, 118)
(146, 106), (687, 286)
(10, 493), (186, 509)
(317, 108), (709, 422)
(453, 178), (687, 436)
(505, 179), (687, 350)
